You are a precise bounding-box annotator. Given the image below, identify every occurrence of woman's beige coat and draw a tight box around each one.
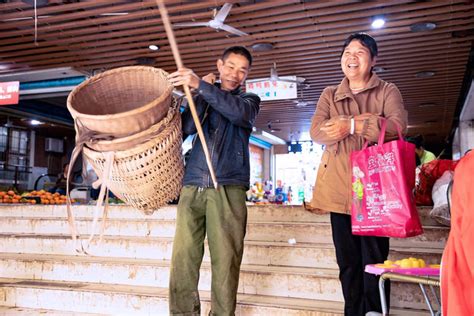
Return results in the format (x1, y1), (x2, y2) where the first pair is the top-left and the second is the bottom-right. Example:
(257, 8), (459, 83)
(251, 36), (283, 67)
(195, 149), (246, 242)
(310, 73), (408, 214)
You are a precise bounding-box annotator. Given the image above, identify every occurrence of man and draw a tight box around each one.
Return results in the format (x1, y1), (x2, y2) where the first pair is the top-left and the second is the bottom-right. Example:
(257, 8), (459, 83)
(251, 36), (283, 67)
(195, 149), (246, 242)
(407, 135), (436, 166)
(167, 46), (260, 316)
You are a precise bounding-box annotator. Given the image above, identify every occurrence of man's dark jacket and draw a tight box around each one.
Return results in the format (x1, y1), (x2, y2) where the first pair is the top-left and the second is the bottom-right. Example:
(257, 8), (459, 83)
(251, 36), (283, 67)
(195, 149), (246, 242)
(181, 80), (260, 188)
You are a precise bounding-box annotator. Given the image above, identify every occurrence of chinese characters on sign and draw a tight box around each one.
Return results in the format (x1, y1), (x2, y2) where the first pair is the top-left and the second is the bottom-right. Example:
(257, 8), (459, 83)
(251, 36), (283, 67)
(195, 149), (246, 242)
(0, 81), (20, 105)
(245, 76), (297, 101)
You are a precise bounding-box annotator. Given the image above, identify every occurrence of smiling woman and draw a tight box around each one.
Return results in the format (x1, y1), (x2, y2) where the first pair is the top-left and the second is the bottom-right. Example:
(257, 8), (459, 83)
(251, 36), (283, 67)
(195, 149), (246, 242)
(309, 33), (408, 316)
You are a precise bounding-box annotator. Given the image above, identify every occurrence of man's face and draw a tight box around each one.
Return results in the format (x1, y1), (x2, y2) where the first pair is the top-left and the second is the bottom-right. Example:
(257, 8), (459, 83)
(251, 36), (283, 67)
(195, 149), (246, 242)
(217, 52), (250, 91)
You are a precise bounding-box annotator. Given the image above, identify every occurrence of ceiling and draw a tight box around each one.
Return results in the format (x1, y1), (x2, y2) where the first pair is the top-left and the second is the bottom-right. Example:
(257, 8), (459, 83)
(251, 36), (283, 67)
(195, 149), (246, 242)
(0, 0), (473, 148)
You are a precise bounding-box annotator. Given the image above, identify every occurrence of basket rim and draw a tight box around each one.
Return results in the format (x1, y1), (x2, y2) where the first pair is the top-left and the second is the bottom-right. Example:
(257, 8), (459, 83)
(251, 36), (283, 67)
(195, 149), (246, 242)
(67, 66), (172, 121)
(86, 99), (178, 148)
(82, 109), (181, 159)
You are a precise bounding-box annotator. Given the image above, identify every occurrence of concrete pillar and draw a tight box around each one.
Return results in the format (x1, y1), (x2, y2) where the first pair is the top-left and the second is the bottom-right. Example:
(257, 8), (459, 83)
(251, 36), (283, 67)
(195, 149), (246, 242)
(459, 120), (474, 156)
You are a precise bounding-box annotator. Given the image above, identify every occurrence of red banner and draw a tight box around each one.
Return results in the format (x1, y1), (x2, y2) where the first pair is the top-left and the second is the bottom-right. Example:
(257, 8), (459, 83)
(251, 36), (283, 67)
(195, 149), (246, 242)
(0, 81), (20, 105)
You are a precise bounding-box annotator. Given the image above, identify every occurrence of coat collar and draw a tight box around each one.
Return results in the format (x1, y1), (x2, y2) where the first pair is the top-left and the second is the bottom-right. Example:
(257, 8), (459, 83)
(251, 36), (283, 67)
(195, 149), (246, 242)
(334, 73), (381, 102)
(214, 81), (242, 95)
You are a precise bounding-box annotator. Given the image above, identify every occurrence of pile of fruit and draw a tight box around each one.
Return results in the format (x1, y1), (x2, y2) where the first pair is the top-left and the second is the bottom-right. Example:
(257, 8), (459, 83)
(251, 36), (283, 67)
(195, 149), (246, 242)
(0, 190), (29, 204)
(0, 190), (74, 205)
(379, 257), (440, 269)
(24, 190), (72, 205)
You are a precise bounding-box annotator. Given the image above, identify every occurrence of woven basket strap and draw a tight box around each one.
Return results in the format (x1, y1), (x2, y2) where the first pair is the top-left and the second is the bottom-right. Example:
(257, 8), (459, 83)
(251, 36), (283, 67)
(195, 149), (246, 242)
(66, 143), (82, 253)
(66, 118), (117, 254)
(82, 151), (114, 252)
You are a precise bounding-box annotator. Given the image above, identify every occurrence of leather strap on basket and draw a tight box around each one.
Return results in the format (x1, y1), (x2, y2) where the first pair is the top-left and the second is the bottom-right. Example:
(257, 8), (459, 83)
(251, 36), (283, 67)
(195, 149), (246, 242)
(66, 119), (119, 255)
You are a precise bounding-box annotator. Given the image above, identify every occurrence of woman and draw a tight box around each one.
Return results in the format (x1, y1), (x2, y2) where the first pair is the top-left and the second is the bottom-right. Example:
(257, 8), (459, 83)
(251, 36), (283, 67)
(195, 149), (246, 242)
(310, 33), (408, 315)
(441, 150), (474, 315)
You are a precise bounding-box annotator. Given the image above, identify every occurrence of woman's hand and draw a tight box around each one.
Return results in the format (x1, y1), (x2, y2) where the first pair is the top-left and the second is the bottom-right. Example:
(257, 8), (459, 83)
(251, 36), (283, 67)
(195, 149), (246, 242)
(320, 117), (350, 140)
(168, 68), (201, 89)
(354, 113), (380, 135)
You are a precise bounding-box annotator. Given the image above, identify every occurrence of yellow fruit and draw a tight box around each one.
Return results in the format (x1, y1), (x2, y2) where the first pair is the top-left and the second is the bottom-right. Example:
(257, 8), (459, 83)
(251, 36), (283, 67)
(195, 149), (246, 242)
(418, 259), (426, 268)
(400, 259), (411, 268)
(384, 260), (394, 266)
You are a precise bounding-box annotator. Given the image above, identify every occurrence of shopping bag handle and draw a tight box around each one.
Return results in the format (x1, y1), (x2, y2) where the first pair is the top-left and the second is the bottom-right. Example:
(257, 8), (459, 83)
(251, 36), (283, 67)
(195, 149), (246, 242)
(362, 118), (404, 149)
(377, 117), (404, 145)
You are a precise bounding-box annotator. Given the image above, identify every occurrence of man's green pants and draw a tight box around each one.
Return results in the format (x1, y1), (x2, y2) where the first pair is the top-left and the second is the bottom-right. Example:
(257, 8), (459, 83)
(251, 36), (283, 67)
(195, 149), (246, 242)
(169, 185), (248, 316)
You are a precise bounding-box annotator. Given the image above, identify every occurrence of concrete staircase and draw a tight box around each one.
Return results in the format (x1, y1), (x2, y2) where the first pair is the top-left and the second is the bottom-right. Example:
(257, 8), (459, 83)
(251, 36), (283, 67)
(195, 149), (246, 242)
(0, 204), (447, 315)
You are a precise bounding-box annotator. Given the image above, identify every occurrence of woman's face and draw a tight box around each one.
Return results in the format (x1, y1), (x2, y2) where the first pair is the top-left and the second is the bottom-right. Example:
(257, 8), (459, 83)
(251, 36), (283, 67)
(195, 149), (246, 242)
(341, 39), (376, 82)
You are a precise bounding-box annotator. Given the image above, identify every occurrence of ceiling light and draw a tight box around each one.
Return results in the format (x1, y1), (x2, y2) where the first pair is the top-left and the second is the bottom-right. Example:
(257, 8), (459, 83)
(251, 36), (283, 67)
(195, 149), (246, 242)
(371, 17), (385, 29)
(30, 120), (43, 126)
(410, 22), (436, 32)
(149, 44), (159, 51)
(415, 71), (435, 78)
(250, 42), (274, 52)
(100, 12), (129, 16)
(3, 15), (50, 22)
(373, 66), (386, 73)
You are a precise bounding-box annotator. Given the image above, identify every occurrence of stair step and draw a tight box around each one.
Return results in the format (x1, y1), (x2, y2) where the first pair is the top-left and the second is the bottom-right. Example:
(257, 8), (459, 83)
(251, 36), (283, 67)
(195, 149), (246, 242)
(0, 253), (341, 302)
(0, 217), (448, 249)
(0, 204), (443, 315)
(0, 306), (105, 315)
(0, 204), (441, 227)
(0, 277), (431, 316)
(0, 233), (443, 268)
(0, 253), (440, 310)
(0, 277), (343, 316)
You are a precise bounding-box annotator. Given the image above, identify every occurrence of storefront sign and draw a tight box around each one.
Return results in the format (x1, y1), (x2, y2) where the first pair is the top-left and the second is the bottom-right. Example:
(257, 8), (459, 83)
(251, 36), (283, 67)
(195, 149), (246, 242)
(249, 143), (264, 185)
(0, 81), (20, 105)
(246, 76), (297, 101)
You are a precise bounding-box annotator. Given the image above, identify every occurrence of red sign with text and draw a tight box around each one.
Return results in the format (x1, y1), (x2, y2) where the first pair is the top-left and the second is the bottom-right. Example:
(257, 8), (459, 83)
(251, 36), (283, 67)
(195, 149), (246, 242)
(0, 81), (20, 105)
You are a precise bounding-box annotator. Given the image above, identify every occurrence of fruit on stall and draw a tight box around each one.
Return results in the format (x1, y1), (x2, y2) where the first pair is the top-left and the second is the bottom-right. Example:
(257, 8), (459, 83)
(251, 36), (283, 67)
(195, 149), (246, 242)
(378, 257), (439, 269)
(0, 190), (75, 204)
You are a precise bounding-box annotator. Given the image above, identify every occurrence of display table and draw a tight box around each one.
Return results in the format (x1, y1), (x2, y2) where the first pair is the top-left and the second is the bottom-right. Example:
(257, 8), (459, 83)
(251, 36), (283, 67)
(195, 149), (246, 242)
(365, 264), (441, 316)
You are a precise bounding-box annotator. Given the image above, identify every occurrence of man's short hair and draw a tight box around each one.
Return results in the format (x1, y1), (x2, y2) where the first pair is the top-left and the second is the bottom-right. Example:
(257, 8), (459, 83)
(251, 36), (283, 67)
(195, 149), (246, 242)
(222, 46), (253, 67)
(341, 33), (378, 59)
(406, 135), (424, 149)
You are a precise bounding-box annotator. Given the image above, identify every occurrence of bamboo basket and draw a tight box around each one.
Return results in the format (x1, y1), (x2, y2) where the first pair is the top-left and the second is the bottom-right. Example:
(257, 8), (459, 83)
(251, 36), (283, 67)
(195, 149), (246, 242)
(67, 66), (172, 135)
(82, 104), (184, 214)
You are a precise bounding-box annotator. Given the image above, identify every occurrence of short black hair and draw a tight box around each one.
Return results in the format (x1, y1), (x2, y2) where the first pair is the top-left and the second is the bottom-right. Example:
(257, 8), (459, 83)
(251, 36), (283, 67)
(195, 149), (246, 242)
(222, 46), (253, 67)
(341, 33), (378, 59)
(406, 135), (424, 149)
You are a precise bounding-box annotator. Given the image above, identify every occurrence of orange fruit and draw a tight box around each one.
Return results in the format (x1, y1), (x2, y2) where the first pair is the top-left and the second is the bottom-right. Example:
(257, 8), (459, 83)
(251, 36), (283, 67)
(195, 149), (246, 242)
(7, 190), (15, 196)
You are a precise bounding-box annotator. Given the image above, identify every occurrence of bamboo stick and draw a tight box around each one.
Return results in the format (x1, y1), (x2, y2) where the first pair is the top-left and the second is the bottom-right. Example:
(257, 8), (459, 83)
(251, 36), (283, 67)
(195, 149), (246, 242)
(157, 0), (218, 189)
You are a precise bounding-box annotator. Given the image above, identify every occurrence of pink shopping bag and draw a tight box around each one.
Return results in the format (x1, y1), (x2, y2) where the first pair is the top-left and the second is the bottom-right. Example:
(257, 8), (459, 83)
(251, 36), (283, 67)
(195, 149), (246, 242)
(350, 119), (423, 238)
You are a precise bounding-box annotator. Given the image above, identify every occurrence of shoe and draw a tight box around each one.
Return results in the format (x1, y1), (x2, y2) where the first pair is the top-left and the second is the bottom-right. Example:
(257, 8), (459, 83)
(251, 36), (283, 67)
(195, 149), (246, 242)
(365, 312), (382, 316)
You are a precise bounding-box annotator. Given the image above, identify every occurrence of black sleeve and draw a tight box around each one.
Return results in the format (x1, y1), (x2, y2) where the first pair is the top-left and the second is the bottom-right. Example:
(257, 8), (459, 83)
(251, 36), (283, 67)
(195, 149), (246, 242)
(181, 94), (208, 136)
(196, 80), (260, 129)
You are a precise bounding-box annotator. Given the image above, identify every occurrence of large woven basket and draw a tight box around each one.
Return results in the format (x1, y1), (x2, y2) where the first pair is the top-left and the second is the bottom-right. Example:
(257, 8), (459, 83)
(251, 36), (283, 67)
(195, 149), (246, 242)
(82, 104), (184, 214)
(86, 98), (179, 152)
(67, 66), (172, 135)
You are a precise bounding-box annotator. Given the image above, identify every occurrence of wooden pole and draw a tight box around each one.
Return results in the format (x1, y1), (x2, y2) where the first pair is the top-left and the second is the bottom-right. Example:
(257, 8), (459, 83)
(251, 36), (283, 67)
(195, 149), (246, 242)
(157, 0), (218, 189)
